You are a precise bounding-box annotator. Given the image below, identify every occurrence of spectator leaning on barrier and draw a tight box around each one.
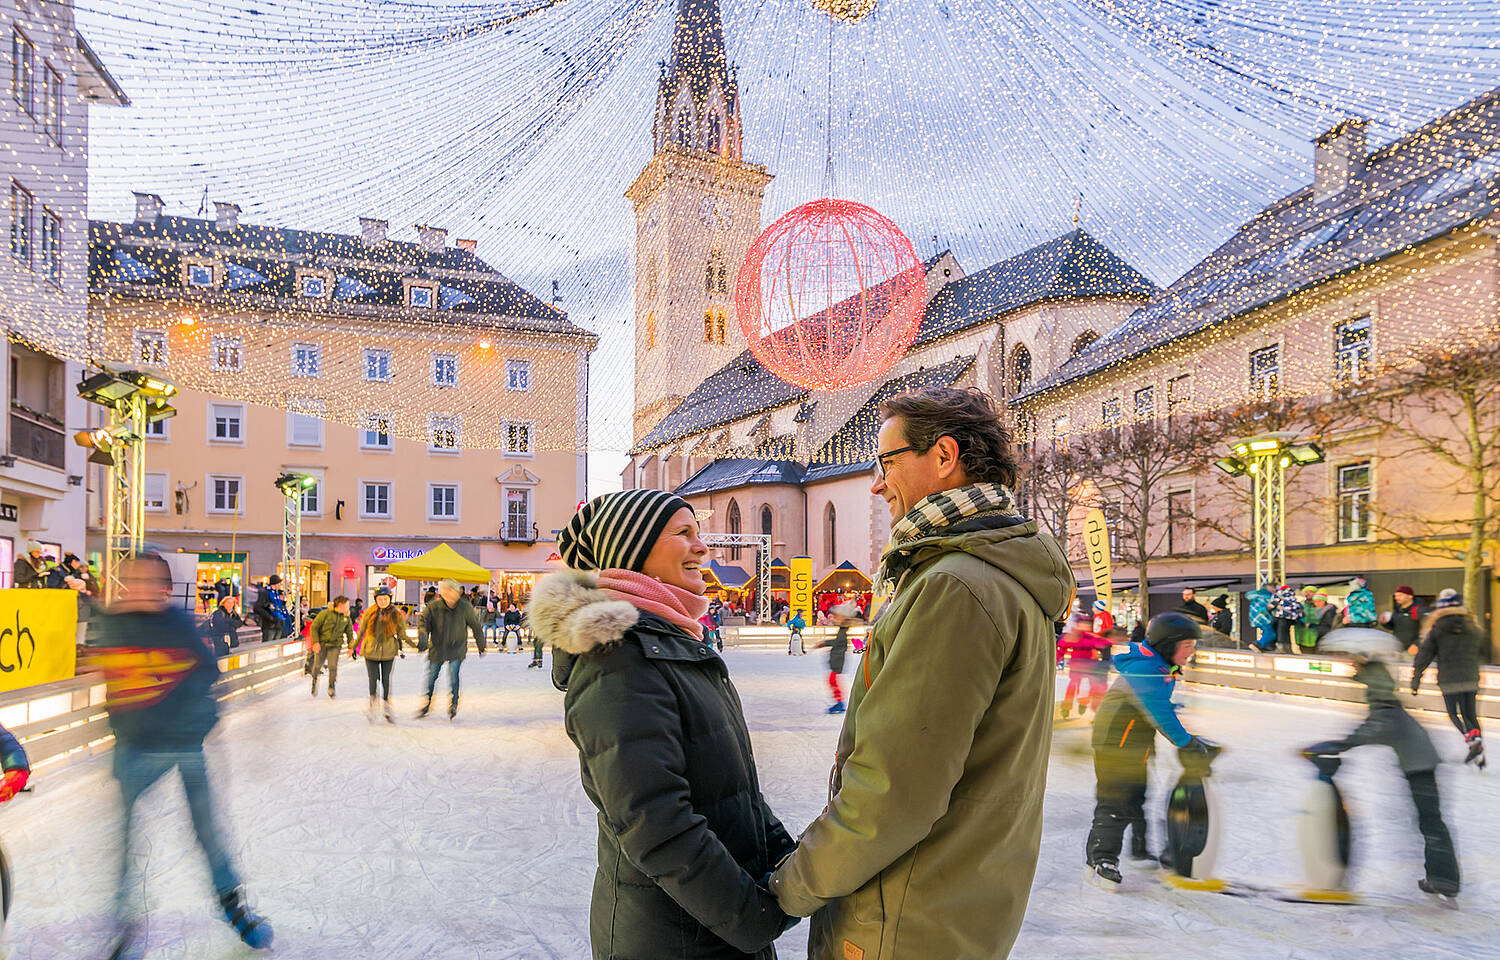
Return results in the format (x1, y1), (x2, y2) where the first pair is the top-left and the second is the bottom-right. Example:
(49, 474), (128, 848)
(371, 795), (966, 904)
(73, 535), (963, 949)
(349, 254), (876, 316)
(1391, 586), (1425, 655)
(1176, 587), (1208, 624)
(208, 594), (245, 655)
(253, 576), (282, 644)
(13, 540), (48, 588)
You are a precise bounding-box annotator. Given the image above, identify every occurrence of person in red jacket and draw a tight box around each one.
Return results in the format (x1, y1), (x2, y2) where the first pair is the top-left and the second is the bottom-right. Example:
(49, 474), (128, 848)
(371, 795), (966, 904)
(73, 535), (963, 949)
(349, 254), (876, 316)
(1058, 615), (1112, 719)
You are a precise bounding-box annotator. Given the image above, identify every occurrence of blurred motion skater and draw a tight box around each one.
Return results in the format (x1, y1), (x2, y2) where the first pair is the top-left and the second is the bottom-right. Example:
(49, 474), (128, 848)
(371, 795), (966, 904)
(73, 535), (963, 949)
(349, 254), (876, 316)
(1086, 613), (1218, 890)
(1304, 627), (1460, 900)
(308, 596), (355, 698)
(89, 554), (271, 958)
(1057, 614), (1111, 720)
(416, 578), (485, 719)
(1412, 589), (1485, 769)
(356, 586), (408, 723)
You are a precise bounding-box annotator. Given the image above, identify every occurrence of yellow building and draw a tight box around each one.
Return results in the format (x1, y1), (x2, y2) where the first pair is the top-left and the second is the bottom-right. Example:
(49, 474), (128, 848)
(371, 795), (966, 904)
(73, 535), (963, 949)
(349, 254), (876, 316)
(87, 197), (595, 607)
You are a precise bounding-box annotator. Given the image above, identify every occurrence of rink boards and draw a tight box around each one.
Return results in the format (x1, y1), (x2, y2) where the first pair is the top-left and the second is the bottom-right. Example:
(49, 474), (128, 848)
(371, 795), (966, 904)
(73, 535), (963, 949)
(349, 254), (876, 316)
(1184, 649), (1500, 719)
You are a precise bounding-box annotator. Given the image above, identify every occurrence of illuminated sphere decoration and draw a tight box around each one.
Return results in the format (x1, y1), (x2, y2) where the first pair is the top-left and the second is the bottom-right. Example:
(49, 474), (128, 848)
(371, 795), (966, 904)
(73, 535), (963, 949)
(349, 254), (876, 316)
(734, 198), (926, 392)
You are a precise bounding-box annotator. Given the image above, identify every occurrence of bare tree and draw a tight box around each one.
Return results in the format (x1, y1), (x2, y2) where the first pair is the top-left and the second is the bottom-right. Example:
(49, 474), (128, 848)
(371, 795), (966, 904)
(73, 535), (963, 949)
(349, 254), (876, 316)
(1016, 440), (1095, 561)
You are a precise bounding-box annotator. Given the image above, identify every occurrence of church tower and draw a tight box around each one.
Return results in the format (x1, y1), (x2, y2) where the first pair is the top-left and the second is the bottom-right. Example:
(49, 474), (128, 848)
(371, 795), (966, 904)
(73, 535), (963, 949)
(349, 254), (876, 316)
(627, 0), (772, 444)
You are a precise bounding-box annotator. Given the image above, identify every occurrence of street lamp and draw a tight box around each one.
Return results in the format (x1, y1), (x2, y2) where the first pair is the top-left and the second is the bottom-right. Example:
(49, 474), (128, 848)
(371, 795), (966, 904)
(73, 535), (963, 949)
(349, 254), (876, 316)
(1215, 431), (1326, 589)
(274, 472), (316, 639)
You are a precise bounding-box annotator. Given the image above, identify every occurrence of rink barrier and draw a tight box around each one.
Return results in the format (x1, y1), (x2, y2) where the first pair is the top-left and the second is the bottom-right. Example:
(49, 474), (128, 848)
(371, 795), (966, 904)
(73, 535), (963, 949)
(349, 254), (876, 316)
(0, 635), (310, 770)
(1183, 650), (1500, 720)
(725, 625), (870, 647)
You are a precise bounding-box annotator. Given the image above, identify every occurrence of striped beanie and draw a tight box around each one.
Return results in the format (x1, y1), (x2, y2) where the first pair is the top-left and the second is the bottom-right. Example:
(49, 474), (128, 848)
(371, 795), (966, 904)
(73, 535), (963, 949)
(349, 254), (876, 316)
(558, 490), (693, 573)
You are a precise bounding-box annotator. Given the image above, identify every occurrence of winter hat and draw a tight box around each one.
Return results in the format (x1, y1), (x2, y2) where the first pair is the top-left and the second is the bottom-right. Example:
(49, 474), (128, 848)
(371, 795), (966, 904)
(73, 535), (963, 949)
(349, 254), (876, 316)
(23, 540), (43, 555)
(1434, 588), (1462, 609)
(267, 574), (282, 585)
(1314, 591), (1329, 602)
(1394, 585), (1415, 597)
(559, 490), (693, 573)
(1213, 594), (1229, 609)
(1092, 598), (1108, 612)
(1349, 577), (1367, 590)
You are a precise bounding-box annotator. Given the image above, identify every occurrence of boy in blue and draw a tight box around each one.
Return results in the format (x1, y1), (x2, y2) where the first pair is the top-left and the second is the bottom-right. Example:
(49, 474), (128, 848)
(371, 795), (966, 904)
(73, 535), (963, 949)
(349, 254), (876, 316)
(1085, 613), (1218, 889)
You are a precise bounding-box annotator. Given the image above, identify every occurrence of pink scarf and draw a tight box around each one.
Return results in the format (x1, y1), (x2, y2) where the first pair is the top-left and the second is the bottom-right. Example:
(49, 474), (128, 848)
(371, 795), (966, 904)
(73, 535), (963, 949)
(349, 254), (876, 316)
(597, 569), (710, 639)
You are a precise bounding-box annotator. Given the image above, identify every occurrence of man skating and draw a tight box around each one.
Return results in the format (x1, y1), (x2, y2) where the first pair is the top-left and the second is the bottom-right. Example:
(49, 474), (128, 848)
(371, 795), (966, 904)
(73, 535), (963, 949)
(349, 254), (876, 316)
(309, 596), (355, 697)
(417, 578), (485, 719)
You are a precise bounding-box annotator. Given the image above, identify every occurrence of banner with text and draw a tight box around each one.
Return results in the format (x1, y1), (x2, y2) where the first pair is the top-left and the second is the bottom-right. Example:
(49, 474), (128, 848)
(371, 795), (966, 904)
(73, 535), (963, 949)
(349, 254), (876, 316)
(790, 556), (814, 624)
(0, 588), (78, 694)
(1082, 509), (1112, 608)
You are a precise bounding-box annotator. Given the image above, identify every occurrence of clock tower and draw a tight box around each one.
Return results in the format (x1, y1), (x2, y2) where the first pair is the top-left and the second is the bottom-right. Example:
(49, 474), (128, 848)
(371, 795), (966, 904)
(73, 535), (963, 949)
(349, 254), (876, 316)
(626, 0), (772, 444)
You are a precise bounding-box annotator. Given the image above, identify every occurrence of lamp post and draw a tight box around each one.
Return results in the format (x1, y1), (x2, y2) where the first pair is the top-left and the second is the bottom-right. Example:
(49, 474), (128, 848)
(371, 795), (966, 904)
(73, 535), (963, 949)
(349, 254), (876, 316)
(274, 472), (317, 639)
(1214, 431), (1325, 590)
(75, 366), (177, 603)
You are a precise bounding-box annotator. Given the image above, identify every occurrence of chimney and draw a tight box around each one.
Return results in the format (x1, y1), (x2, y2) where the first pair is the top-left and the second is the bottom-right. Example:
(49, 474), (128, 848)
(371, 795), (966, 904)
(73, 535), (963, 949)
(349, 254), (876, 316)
(454, 238), (477, 254)
(359, 217), (387, 247)
(213, 201), (240, 232)
(416, 224), (448, 253)
(1313, 118), (1368, 202)
(133, 192), (164, 223)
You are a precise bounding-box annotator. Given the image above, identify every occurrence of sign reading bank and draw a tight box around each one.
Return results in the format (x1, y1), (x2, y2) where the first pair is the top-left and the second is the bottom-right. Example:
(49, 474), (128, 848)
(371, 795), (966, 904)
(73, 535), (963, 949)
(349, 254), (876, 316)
(372, 547), (424, 563)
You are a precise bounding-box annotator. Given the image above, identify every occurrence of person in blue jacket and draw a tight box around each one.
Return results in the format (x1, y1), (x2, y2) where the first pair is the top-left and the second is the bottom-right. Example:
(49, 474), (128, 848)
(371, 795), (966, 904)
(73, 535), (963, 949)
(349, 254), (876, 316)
(0, 723), (29, 803)
(1085, 612), (1218, 889)
(1246, 581), (1274, 651)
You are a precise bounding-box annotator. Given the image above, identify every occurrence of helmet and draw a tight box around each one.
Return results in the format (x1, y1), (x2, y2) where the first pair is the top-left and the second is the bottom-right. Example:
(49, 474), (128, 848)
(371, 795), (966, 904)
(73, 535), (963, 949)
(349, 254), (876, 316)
(1145, 612), (1200, 659)
(374, 586), (393, 598)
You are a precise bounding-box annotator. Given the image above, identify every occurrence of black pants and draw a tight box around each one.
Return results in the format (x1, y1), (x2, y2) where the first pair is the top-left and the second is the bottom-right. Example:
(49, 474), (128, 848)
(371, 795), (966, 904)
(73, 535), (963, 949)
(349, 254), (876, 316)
(531, 634), (543, 664)
(366, 658), (394, 699)
(260, 622), (280, 645)
(1441, 692), (1481, 737)
(1087, 764), (1148, 865)
(1274, 618), (1296, 651)
(1406, 769), (1460, 892)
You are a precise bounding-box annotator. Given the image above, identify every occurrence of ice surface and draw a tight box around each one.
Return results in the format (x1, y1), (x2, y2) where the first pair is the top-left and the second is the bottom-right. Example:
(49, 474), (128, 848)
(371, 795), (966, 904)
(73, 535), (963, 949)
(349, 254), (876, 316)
(5, 649), (1497, 959)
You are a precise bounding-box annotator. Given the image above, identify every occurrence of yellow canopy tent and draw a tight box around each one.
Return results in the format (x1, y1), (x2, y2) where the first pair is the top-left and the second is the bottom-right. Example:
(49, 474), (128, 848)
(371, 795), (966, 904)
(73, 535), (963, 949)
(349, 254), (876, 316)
(384, 543), (492, 585)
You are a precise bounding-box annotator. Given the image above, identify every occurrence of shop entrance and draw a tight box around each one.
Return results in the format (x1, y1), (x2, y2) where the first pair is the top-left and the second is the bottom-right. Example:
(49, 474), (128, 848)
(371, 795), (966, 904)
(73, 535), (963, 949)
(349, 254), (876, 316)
(195, 552), (247, 613)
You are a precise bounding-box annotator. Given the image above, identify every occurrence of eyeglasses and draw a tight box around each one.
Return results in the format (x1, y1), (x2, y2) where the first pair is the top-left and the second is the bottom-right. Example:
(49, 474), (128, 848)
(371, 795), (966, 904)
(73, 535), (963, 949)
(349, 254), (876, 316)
(873, 445), (916, 479)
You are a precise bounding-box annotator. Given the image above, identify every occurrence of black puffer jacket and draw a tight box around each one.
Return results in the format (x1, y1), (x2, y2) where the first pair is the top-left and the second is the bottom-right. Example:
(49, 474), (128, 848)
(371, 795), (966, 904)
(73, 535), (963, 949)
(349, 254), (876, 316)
(529, 570), (795, 960)
(1412, 607), (1483, 694)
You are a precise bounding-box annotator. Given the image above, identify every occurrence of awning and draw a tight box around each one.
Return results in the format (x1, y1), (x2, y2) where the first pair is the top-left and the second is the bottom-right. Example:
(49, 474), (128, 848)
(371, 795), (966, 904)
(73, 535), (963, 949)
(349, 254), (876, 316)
(814, 561), (872, 594)
(385, 543), (492, 585)
(707, 559), (751, 588)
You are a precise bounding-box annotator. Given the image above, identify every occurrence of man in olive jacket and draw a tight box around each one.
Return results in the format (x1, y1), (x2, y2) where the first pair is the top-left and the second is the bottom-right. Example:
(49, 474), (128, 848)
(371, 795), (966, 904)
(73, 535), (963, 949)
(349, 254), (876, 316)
(417, 579), (485, 719)
(308, 597), (355, 698)
(770, 387), (1072, 960)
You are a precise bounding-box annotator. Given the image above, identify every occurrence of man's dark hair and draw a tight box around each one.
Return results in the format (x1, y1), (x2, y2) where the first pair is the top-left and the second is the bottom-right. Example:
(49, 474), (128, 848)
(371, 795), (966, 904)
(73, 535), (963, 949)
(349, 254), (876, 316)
(878, 386), (1018, 487)
(332, 595), (350, 607)
(122, 551), (172, 584)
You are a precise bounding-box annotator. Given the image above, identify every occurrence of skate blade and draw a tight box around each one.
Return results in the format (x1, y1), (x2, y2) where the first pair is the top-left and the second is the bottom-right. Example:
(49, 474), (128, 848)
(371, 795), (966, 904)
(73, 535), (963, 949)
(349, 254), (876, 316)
(1284, 888), (1361, 904)
(1162, 874), (1227, 893)
(1082, 866), (1121, 893)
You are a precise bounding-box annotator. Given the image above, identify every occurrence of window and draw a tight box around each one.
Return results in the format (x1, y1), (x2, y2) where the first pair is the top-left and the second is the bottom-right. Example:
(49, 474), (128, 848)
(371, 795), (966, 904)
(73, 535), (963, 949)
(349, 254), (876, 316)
(726, 498), (743, 559)
(428, 414), (460, 453)
(504, 487), (532, 540)
(1337, 462), (1372, 542)
(187, 262), (216, 287)
(707, 113), (722, 153)
(760, 505), (773, 538)
(1011, 344), (1032, 395)
(431, 353), (457, 388)
(359, 410), (393, 450)
(503, 419), (533, 457)
(363, 348), (392, 382)
(1052, 415), (1069, 453)
(505, 359), (531, 391)
(825, 503), (837, 567)
(1334, 315), (1372, 389)
(675, 109), (691, 146)
(1133, 386), (1155, 421)
(703, 311), (715, 342)
(645, 311), (656, 350)
(1167, 489), (1194, 555)
(144, 473), (167, 513)
(430, 483), (458, 521)
(134, 329), (166, 366)
(1101, 397), (1122, 429)
(408, 283), (435, 308)
(1249, 345), (1280, 401)
(41, 63), (59, 142)
(11, 28), (33, 116)
(300, 479), (321, 515)
(361, 481), (392, 519)
(714, 309), (727, 344)
(39, 208), (58, 282)
(299, 275), (326, 298)
(1103, 500), (1126, 561)
(210, 335), (243, 372)
(10, 181), (32, 265)
(1070, 330), (1099, 359)
(209, 402), (244, 443)
(143, 416), (168, 439)
(287, 400), (324, 448)
(291, 342), (321, 378)
(208, 475), (243, 515)
(1167, 374), (1191, 419)
(705, 248), (729, 296)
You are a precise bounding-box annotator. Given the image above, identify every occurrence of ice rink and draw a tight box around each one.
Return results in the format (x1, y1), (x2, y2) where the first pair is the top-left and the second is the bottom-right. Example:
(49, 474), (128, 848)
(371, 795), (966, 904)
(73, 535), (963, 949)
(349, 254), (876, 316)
(7, 647), (1497, 960)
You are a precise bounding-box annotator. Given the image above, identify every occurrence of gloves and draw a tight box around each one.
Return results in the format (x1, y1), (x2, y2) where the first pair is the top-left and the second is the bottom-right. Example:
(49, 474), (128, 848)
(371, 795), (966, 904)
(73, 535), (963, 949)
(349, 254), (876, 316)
(0, 767), (29, 802)
(1301, 748), (1342, 780)
(1177, 736), (1221, 777)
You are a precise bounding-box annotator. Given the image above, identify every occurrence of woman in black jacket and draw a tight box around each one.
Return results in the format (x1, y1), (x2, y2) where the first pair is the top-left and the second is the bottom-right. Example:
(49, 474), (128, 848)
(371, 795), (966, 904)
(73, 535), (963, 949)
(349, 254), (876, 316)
(528, 490), (795, 960)
(1412, 589), (1485, 768)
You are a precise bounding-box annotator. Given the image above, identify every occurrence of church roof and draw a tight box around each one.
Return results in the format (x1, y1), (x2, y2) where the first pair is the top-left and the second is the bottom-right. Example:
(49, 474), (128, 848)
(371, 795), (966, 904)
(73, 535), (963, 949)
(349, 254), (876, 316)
(674, 457), (806, 496)
(664, 0), (732, 103)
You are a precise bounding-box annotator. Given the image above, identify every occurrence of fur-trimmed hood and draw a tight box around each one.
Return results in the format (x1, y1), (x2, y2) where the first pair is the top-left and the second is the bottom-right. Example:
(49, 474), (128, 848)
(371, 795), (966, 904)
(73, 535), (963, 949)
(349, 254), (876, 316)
(527, 569), (640, 655)
(1421, 605), (1473, 635)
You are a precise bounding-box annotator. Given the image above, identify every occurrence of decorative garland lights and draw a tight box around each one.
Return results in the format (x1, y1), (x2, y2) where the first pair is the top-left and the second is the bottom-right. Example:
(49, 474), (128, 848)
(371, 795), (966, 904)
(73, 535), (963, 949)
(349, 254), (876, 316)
(46, 0), (1500, 458)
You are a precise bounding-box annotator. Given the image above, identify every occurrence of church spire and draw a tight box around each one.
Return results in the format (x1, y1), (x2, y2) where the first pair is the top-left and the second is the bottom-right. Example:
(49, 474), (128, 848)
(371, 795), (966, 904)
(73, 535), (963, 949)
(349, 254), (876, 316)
(667, 0), (730, 99)
(654, 0), (742, 159)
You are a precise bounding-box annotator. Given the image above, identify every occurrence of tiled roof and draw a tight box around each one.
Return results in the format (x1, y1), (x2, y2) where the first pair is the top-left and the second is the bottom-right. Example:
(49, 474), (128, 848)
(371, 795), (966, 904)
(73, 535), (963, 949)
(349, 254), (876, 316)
(706, 559), (751, 588)
(1019, 91), (1500, 400)
(634, 350), (808, 453)
(674, 458), (806, 497)
(88, 216), (590, 337)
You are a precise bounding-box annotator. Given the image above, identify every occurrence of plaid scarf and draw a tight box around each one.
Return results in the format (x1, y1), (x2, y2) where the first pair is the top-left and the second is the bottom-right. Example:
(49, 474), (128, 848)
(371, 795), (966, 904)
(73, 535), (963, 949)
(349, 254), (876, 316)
(879, 482), (1017, 587)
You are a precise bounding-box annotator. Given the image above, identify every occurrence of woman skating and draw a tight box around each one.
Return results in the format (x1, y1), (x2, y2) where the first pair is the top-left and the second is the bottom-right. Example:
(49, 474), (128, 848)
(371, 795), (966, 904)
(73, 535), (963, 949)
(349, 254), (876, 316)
(356, 587), (408, 723)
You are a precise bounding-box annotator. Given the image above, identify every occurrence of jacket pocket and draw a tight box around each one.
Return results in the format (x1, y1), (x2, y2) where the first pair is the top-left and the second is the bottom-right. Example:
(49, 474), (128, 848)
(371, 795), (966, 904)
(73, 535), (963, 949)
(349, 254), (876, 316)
(851, 874), (884, 924)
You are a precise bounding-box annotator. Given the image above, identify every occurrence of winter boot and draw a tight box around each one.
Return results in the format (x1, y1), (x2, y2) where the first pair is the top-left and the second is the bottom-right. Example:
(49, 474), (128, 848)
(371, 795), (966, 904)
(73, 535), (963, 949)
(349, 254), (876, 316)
(367, 695), (377, 721)
(1085, 860), (1122, 891)
(828, 701), (846, 714)
(1418, 877), (1459, 901)
(1464, 731), (1484, 767)
(383, 698), (395, 724)
(328, 683), (335, 699)
(448, 698), (459, 720)
(218, 888), (274, 949)
(310, 677), (318, 697)
(416, 695), (431, 719)
(1129, 831), (1155, 863)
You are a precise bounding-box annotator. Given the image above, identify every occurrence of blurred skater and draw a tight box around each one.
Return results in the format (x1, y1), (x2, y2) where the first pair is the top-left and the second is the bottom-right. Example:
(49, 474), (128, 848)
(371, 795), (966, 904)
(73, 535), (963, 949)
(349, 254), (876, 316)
(1412, 589), (1485, 769)
(308, 596), (355, 698)
(1058, 615), (1111, 719)
(817, 601), (857, 714)
(356, 587), (407, 723)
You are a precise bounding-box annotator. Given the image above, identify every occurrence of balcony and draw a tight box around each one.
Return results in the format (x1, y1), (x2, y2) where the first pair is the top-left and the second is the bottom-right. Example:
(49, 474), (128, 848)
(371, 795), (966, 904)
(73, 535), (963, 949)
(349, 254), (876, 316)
(9, 403), (66, 469)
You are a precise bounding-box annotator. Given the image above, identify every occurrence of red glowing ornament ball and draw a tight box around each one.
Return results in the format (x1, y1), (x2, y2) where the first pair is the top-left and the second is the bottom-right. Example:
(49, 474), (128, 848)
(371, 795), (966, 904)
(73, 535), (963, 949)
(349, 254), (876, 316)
(734, 198), (926, 392)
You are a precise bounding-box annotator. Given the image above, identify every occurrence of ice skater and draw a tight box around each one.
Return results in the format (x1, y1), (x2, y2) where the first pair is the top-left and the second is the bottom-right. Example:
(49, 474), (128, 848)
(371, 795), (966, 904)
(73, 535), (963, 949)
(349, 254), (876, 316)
(1086, 613), (1218, 889)
(1057, 614), (1111, 719)
(787, 609), (806, 655)
(816, 601), (857, 714)
(308, 596), (355, 698)
(1305, 628), (1461, 900)
(1412, 589), (1485, 769)
(416, 578), (485, 719)
(356, 586), (408, 723)
(89, 554), (272, 958)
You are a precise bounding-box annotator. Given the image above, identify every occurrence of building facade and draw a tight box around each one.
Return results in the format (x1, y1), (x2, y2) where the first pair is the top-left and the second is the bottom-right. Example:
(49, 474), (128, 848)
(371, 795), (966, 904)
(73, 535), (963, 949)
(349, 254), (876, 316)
(0, 3), (127, 579)
(88, 198), (596, 607)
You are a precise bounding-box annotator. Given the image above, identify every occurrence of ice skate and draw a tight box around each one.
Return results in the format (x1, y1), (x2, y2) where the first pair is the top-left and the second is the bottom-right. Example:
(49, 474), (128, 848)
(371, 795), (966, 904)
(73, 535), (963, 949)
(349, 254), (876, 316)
(448, 698), (459, 720)
(416, 695), (431, 719)
(828, 701), (846, 714)
(1085, 860), (1122, 891)
(218, 888), (274, 949)
(383, 699), (395, 724)
(310, 677), (318, 697)
(366, 695), (377, 722)
(1418, 878), (1459, 905)
(327, 684), (335, 699)
(1464, 732), (1484, 767)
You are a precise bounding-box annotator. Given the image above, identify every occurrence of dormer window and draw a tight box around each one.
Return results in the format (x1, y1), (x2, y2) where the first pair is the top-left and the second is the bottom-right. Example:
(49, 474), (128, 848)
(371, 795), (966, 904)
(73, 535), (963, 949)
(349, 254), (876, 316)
(186, 262), (217, 287)
(408, 282), (436, 308)
(707, 114), (722, 153)
(300, 275), (326, 298)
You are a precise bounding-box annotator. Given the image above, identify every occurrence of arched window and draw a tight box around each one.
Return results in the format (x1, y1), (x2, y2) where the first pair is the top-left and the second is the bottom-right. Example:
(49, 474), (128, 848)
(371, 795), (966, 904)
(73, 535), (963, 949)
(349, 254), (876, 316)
(1011, 343), (1032, 395)
(707, 248), (727, 297)
(703, 311), (715, 342)
(675, 109), (692, 147)
(727, 498), (742, 559)
(760, 505), (773, 538)
(714, 309), (727, 344)
(706, 113), (722, 153)
(1070, 330), (1099, 359)
(825, 503), (837, 567)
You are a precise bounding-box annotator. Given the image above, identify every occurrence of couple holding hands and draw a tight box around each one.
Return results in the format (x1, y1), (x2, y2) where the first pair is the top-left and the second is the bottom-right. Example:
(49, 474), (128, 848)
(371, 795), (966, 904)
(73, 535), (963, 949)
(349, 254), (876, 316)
(528, 388), (1073, 960)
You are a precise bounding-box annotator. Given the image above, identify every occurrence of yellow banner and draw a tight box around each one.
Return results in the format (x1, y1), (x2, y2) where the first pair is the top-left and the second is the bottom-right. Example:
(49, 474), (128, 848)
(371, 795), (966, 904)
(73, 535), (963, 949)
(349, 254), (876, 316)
(1082, 509), (1112, 607)
(790, 556), (814, 623)
(0, 588), (78, 694)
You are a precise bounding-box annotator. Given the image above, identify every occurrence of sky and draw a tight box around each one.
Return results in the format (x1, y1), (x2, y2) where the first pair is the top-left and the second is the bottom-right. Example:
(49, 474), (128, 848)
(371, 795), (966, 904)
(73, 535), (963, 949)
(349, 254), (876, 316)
(74, 0), (1500, 490)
